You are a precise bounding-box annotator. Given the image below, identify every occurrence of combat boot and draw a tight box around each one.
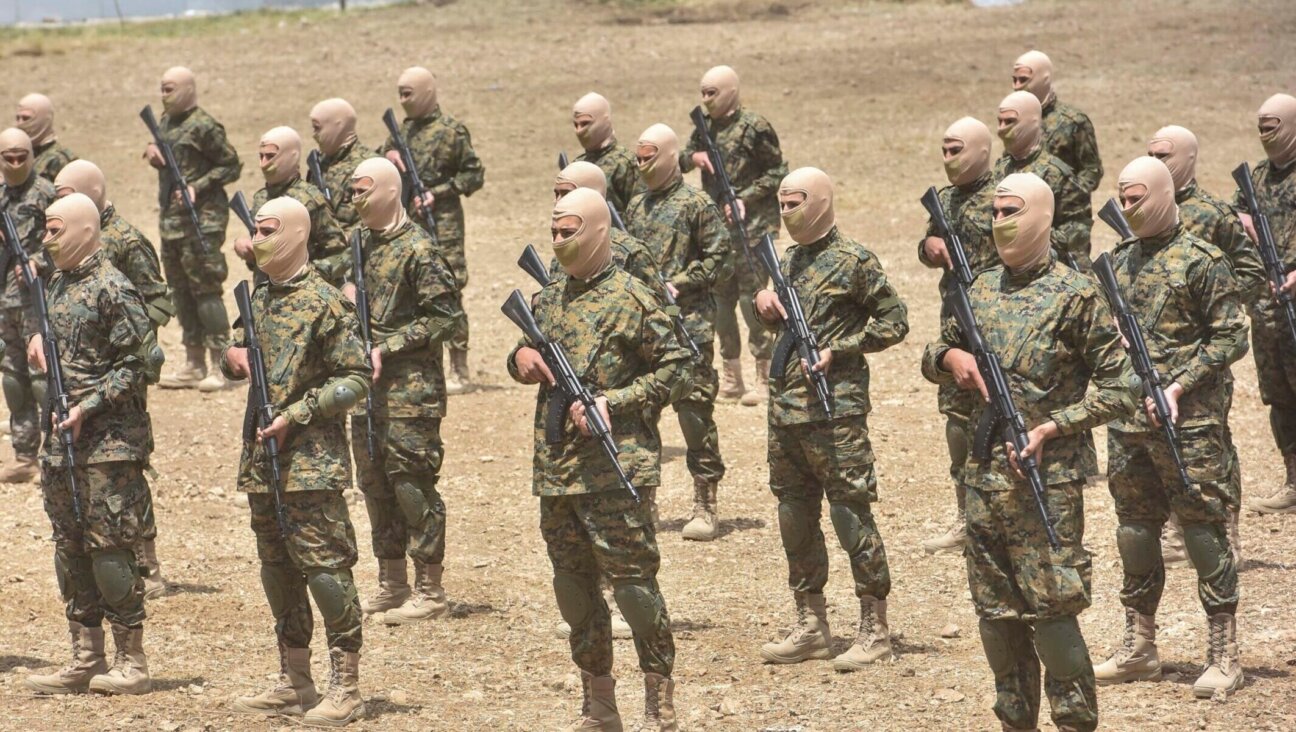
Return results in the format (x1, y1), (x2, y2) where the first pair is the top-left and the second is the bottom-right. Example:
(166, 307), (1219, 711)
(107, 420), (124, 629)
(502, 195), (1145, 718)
(760, 591), (832, 664)
(197, 349), (232, 392)
(0, 454), (39, 483)
(1094, 608), (1160, 684)
(681, 477), (718, 542)
(88, 623), (152, 695)
(1246, 452), (1296, 513)
(719, 358), (745, 401)
(233, 645), (318, 716)
(382, 561), (449, 625)
(303, 648), (365, 727)
(740, 358), (769, 407)
(564, 672), (622, 732)
(833, 595), (894, 670)
(1161, 516), (1189, 568)
(445, 348), (474, 395)
(25, 622), (108, 694)
(921, 512), (966, 555)
(633, 673), (677, 731)
(361, 558), (410, 614)
(1193, 613), (1244, 698)
(158, 345), (206, 389)
(141, 539), (168, 600)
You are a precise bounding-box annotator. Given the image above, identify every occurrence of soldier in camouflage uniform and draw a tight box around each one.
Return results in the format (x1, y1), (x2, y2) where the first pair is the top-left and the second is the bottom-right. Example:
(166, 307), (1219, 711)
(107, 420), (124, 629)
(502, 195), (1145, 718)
(625, 123), (730, 542)
(572, 92), (644, 215)
(754, 167), (908, 672)
(1094, 157), (1247, 699)
(508, 187), (689, 730)
(380, 66), (484, 394)
(310, 98), (368, 237)
(16, 93), (76, 183)
(1236, 93), (1296, 515)
(222, 196), (370, 726)
(681, 66), (787, 407)
(53, 160), (174, 600)
(923, 173), (1135, 732)
(144, 67), (242, 391)
(1010, 51), (1103, 193)
(342, 158), (462, 628)
(994, 91), (1093, 271)
(917, 117), (999, 555)
(23, 193), (157, 697)
(0, 127), (55, 484)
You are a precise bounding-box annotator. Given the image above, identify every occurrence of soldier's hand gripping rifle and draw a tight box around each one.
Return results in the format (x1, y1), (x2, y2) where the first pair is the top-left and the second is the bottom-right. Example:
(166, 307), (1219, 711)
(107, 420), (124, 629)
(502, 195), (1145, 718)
(234, 280), (291, 536)
(1233, 162), (1296, 344)
(690, 105), (758, 276)
(1095, 200), (1193, 490)
(350, 229), (376, 459)
(655, 274), (702, 362)
(753, 233), (832, 418)
(4, 212), (82, 522)
(501, 289), (639, 501)
(382, 108), (439, 245)
(140, 105), (210, 254)
(307, 149), (331, 205)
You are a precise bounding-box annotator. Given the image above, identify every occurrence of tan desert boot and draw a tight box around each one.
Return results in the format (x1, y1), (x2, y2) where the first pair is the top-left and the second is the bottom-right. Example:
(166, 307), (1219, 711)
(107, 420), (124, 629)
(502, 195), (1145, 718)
(1094, 608), (1161, 684)
(1192, 613), (1244, 698)
(197, 349), (233, 392)
(141, 539), (168, 600)
(633, 672), (678, 732)
(361, 558), (410, 614)
(719, 358), (745, 401)
(302, 648), (365, 727)
(833, 595), (894, 670)
(681, 477), (718, 542)
(88, 623), (152, 695)
(760, 591), (832, 664)
(0, 454), (39, 483)
(922, 512), (966, 555)
(233, 645), (319, 715)
(382, 561), (449, 625)
(26, 622), (108, 694)
(564, 672), (622, 732)
(158, 345), (206, 389)
(1246, 452), (1296, 514)
(445, 348), (474, 395)
(740, 358), (769, 407)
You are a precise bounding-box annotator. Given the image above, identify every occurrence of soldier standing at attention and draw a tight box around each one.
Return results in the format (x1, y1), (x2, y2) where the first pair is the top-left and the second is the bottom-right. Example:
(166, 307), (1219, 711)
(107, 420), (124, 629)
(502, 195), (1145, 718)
(681, 65), (787, 407)
(16, 93), (76, 183)
(509, 188), (688, 730)
(380, 66), (484, 394)
(145, 66), (242, 392)
(753, 167), (908, 671)
(571, 92), (644, 214)
(223, 197), (370, 726)
(1010, 51), (1103, 193)
(24, 193), (157, 696)
(310, 98), (368, 237)
(625, 123), (730, 542)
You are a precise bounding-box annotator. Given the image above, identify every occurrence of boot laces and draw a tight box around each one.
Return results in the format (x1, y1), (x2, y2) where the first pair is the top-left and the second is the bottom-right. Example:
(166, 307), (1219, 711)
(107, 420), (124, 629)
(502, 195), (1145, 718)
(788, 602), (814, 642)
(324, 652), (346, 703)
(1118, 609), (1138, 658)
(857, 607), (877, 645)
(1207, 617), (1227, 669)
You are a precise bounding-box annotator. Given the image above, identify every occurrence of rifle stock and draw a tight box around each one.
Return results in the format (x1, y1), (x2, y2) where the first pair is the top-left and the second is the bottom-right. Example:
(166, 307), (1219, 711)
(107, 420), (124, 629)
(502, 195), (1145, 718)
(517, 244), (552, 287)
(307, 149), (331, 205)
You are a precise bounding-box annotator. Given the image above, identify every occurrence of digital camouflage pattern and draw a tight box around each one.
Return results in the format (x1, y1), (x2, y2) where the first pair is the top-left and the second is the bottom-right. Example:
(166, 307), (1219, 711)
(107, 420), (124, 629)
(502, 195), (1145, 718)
(0, 174), (54, 457)
(1, 174), (56, 307)
(715, 256), (774, 361)
(681, 108), (788, 240)
(1178, 181), (1265, 305)
(354, 415), (446, 563)
(992, 147), (1093, 270)
(251, 176), (349, 288)
(1039, 97), (1103, 193)
(152, 106), (241, 241)
(318, 137), (369, 234)
(32, 140), (77, 184)
(575, 141), (644, 215)
(99, 205), (173, 330)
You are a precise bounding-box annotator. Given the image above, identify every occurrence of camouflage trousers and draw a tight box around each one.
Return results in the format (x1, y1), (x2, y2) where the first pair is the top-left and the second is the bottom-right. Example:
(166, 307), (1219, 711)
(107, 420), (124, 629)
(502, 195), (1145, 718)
(42, 460), (148, 628)
(540, 491), (674, 677)
(1249, 305), (1296, 453)
(768, 417), (890, 599)
(715, 252), (773, 361)
(352, 415), (446, 565)
(965, 479), (1096, 732)
(674, 314), (724, 483)
(1, 304), (40, 456)
(159, 233), (230, 350)
(249, 491), (362, 652)
(1108, 427), (1238, 615)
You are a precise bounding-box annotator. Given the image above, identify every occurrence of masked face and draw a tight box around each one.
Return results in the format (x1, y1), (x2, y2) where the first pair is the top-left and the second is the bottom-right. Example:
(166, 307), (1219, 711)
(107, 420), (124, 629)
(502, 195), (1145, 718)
(252, 197), (311, 283)
(700, 65), (740, 120)
(1118, 156), (1178, 239)
(1258, 93), (1296, 169)
(53, 159), (108, 212)
(258, 126), (303, 186)
(309, 98), (358, 157)
(160, 66), (198, 115)
(636, 124), (681, 192)
(398, 66), (438, 119)
(555, 161), (607, 201)
(0, 127), (34, 186)
(778, 167), (836, 245)
(1011, 50), (1054, 103)
(997, 91), (1043, 159)
(992, 173), (1054, 271)
(572, 92), (614, 152)
(15, 93), (54, 147)
(551, 188), (612, 280)
(941, 117), (992, 187)
(1147, 125), (1198, 191)
(43, 192), (101, 271)
(351, 157), (406, 233)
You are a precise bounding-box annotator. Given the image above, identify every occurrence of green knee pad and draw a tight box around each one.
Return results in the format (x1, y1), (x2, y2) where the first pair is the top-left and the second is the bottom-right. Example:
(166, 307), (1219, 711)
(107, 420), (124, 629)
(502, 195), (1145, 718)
(394, 479), (431, 526)
(676, 407), (709, 448)
(307, 569), (359, 627)
(196, 295), (230, 333)
(777, 501), (816, 554)
(91, 549), (139, 608)
(1182, 522), (1227, 577)
(1034, 616), (1090, 682)
(2, 372), (28, 412)
(260, 563), (302, 619)
(552, 572), (596, 628)
(1116, 522), (1161, 575)
(979, 619), (1030, 676)
(30, 376), (46, 413)
(828, 502), (870, 557)
(612, 581), (663, 641)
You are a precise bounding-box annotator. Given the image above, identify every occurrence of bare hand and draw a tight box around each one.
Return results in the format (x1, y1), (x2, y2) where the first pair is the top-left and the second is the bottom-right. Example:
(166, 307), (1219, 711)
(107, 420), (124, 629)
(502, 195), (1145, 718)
(1276, 270), (1296, 297)
(370, 347), (383, 383)
(144, 143), (165, 169)
(665, 281), (680, 300)
(570, 395), (611, 438)
(691, 151), (713, 175)
(412, 191), (434, 214)
(26, 334), (45, 372)
(943, 348), (988, 402)
(515, 347), (555, 386)
(54, 405), (85, 443)
(384, 150), (404, 172)
(1146, 382), (1183, 427)
(754, 290), (787, 323)
(233, 235), (254, 262)
(723, 199), (746, 225)
(923, 236), (951, 269)
(1006, 421), (1059, 478)
(1238, 212), (1258, 245)
(257, 415), (290, 445)
(225, 346), (250, 379)
(341, 282), (358, 303)
(171, 185), (196, 205)
(801, 347), (833, 379)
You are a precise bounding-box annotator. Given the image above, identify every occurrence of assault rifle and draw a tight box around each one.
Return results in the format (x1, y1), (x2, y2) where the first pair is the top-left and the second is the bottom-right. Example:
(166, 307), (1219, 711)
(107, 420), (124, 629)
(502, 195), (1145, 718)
(690, 105), (758, 275)
(382, 108), (439, 245)
(307, 149), (331, 205)
(1233, 162), (1296, 344)
(140, 105), (209, 254)
(753, 233), (833, 418)
(229, 191), (255, 236)
(234, 280), (290, 536)
(350, 229), (376, 459)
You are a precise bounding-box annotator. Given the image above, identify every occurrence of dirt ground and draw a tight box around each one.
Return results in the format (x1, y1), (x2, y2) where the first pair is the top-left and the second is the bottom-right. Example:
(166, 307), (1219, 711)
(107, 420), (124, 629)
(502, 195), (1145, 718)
(1, 0), (1295, 729)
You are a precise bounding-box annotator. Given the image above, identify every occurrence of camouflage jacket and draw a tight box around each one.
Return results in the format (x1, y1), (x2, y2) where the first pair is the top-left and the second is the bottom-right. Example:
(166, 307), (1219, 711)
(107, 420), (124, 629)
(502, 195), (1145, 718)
(153, 106), (242, 239)
(918, 173), (999, 420)
(922, 255), (1136, 490)
(222, 268), (369, 493)
(764, 228), (908, 426)
(1106, 226), (1248, 432)
(681, 107), (788, 241)
(32, 141), (76, 183)
(1177, 181), (1265, 305)
(253, 176), (349, 288)
(36, 252), (153, 466)
(575, 141), (645, 215)
(1234, 159), (1296, 320)
(992, 146), (1092, 263)
(624, 178), (730, 319)
(507, 266), (691, 496)
(318, 137), (369, 235)
(547, 229), (661, 292)
(379, 107), (485, 234)
(100, 205), (173, 329)
(360, 218), (461, 419)
(1040, 96), (1103, 193)
(0, 174), (56, 307)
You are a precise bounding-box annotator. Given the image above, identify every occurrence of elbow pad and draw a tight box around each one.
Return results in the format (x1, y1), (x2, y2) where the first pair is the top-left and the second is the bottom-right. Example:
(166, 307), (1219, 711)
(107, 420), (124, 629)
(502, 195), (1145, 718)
(318, 375), (368, 418)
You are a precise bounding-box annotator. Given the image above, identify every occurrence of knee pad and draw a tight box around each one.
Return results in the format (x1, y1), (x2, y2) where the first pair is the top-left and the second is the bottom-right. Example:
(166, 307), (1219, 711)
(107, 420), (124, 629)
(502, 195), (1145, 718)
(777, 501), (816, 554)
(612, 581), (664, 640)
(394, 479), (431, 526)
(54, 551), (90, 602)
(307, 569), (358, 627)
(1034, 616), (1090, 683)
(1116, 522), (1160, 575)
(1182, 522), (1227, 578)
(260, 563), (301, 619)
(676, 406), (709, 447)
(978, 619), (1022, 676)
(91, 549), (139, 608)
(2, 372), (28, 412)
(552, 572), (595, 628)
(828, 502), (868, 558)
(196, 296), (230, 333)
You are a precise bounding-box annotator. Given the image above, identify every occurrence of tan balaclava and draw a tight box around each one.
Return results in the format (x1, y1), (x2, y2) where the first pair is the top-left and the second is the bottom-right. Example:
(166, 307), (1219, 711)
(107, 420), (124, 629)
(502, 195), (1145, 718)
(0, 127), (34, 186)
(637, 124), (681, 192)
(701, 65), (740, 120)
(943, 117), (993, 187)
(555, 161), (608, 199)
(252, 197), (311, 284)
(351, 157), (407, 234)
(1148, 125), (1198, 191)
(1119, 156), (1179, 239)
(54, 160), (108, 212)
(572, 92), (614, 152)
(310, 98), (358, 157)
(16, 93), (55, 147)
(552, 188), (612, 281)
(998, 91), (1043, 159)
(259, 126), (302, 186)
(779, 167), (836, 245)
(398, 66), (438, 119)
(1258, 93), (1296, 169)
(1012, 50), (1054, 103)
(161, 66), (198, 115)
(44, 193), (101, 271)
(992, 173), (1054, 271)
